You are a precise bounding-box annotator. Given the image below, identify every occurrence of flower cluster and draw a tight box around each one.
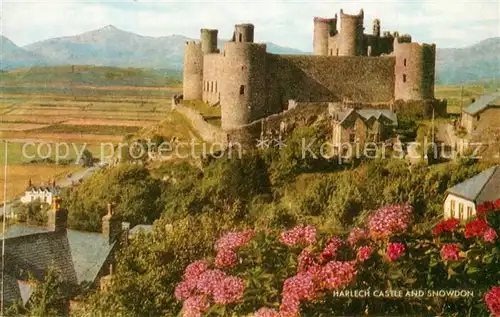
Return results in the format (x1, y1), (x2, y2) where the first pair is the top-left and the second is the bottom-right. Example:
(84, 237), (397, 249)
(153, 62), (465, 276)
(485, 286), (500, 317)
(214, 230), (254, 268)
(280, 225), (317, 247)
(298, 248), (317, 273)
(215, 249), (238, 268)
(357, 246), (373, 262)
(386, 242), (406, 261)
(464, 218), (490, 239)
(484, 228), (498, 243)
(432, 218), (460, 236)
(251, 307), (280, 317)
(215, 230), (255, 251)
(280, 260), (357, 317)
(477, 200), (500, 216)
(367, 204), (413, 239)
(319, 237), (343, 263)
(175, 264), (245, 317)
(347, 227), (368, 246)
(440, 243), (461, 261)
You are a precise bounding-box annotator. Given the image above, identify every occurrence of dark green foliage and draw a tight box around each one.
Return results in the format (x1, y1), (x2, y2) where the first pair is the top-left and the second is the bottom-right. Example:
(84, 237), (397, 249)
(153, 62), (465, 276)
(13, 199), (48, 225)
(62, 164), (164, 231)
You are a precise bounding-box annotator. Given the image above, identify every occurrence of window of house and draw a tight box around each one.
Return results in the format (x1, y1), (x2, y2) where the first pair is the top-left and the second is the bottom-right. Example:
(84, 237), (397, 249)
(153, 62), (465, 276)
(450, 200), (456, 218)
(403, 58), (407, 66)
(467, 206), (473, 219)
(239, 85), (245, 95)
(349, 133), (356, 143)
(459, 203), (464, 220)
(403, 74), (407, 83)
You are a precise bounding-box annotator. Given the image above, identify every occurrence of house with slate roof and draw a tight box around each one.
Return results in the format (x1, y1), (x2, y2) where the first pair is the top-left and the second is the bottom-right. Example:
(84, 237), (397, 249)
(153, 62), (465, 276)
(329, 106), (398, 156)
(20, 179), (61, 205)
(460, 92), (500, 135)
(444, 166), (500, 220)
(0, 197), (128, 310)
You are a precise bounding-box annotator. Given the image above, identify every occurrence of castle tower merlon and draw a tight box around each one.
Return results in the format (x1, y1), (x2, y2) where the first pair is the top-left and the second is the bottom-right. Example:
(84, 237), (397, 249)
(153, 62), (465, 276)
(201, 28), (219, 54)
(234, 24), (255, 43)
(373, 19), (381, 37)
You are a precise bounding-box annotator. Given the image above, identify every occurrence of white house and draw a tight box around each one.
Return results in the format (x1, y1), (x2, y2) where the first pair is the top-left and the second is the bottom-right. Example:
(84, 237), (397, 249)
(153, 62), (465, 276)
(443, 166), (500, 220)
(20, 180), (61, 205)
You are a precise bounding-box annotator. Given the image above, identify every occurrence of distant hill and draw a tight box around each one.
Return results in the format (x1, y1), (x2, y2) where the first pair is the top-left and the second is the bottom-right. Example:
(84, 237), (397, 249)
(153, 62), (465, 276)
(0, 36), (49, 70)
(1, 26), (498, 85)
(18, 25), (303, 70)
(0, 65), (182, 87)
(436, 37), (500, 85)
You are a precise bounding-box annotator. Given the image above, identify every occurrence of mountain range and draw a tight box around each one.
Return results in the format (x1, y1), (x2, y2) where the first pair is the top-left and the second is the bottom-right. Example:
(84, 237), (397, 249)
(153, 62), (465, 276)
(1, 25), (498, 85)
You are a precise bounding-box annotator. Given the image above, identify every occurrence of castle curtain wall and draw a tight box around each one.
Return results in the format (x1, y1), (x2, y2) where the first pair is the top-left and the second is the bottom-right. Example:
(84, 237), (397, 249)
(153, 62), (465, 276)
(266, 55), (396, 114)
(202, 53), (222, 104)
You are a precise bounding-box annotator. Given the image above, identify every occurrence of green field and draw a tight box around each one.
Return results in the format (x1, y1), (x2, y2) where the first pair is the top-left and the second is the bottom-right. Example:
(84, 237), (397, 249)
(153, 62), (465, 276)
(436, 82), (500, 114)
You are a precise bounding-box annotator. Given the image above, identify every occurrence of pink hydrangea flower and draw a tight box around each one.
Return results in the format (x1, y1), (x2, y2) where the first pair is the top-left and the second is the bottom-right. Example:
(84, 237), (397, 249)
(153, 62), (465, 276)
(485, 286), (500, 317)
(367, 204), (413, 239)
(183, 260), (209, 281)
(283, 271), (319, 301)
(386, 242), (406, 261)
(212, 276), (245, 305)
(297, 248), (317, 273)
(215, 229), (255, 251)
(357, 246), (373, 262)
(318, 261), (358, 290)
(175, 278), (198, 300)
(280, 225), (317, 247)
(252, 307), (280, 317)
(280, 293), (300, 317)
(347, 227), (368, 246)
(215, 249), (238, 268)
(196, 269), (227, 295)
(319, 236), (343, 263)
(182, 295), (209, 317)
(440, 243), (461, 261)
(484, 227), (498, 243)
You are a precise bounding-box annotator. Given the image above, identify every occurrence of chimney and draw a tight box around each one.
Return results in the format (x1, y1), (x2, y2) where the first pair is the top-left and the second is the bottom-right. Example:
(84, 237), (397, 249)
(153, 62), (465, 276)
(102, 203), (121, 244)
(48, 196), (67, 232)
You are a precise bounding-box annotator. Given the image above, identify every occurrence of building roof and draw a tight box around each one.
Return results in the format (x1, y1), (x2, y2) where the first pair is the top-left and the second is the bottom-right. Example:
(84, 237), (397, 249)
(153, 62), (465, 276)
(463, 92), (500, 115)
(330, 107), (398, 126)
(446, 166), (500, 203)
(1, 224), (115, 306)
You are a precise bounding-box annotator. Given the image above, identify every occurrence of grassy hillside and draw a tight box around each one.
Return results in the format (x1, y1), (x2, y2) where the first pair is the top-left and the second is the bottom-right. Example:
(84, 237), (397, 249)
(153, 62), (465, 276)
(0, 65), (182, 87)
(435, 80), (500, 114)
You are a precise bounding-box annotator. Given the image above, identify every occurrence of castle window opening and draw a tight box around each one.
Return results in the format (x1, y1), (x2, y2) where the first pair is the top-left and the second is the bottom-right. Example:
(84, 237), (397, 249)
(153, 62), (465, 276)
(330, 49), (333, 56)
(336, 49), (339, 56)
(239, 33), (242, 42)
(403, 74), (407, 83)
(404, 58), (407, 66)
(215, 82), (218, 92)
(211, 82), (214, 92)
(240, 85), (245, 95)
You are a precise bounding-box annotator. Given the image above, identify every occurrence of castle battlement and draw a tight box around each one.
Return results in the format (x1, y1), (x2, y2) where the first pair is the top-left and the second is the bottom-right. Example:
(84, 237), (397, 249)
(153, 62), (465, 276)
(183, 8), (437, 131)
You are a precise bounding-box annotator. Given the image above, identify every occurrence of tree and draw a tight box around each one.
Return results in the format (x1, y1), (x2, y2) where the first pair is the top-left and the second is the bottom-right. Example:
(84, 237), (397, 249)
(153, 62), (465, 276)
(80, 149), (94, 167)
(63, 164), (164, 231)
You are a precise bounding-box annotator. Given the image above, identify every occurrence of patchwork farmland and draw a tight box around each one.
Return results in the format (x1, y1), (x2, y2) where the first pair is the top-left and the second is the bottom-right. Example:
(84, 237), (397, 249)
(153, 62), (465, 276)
(0, 67), (184, 200)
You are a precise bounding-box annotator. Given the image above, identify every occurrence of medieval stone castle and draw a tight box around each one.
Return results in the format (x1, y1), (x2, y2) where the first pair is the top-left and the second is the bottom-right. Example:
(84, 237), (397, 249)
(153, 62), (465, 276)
(183, 8), (438, 133)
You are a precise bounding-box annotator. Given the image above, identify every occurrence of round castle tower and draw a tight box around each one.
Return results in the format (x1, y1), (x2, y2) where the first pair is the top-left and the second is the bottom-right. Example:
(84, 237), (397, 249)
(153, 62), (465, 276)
(201, 28), (219, 54)
(339, 9), (364, 56)
(183, 41), (203, 100)
(220, 24), (267, 130)
(313, 16), (337, 56)
(393, 37), (436, 101)
(234, 24), (255, 43)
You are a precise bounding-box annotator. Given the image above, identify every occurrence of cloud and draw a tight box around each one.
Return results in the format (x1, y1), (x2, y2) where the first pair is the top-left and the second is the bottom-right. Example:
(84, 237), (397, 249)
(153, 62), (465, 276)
(1, 0), (498, 50)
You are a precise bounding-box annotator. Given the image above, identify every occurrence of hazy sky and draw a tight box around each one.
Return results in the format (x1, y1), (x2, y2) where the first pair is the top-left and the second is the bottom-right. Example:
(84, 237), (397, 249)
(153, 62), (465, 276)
(2, 0), (499, 51)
